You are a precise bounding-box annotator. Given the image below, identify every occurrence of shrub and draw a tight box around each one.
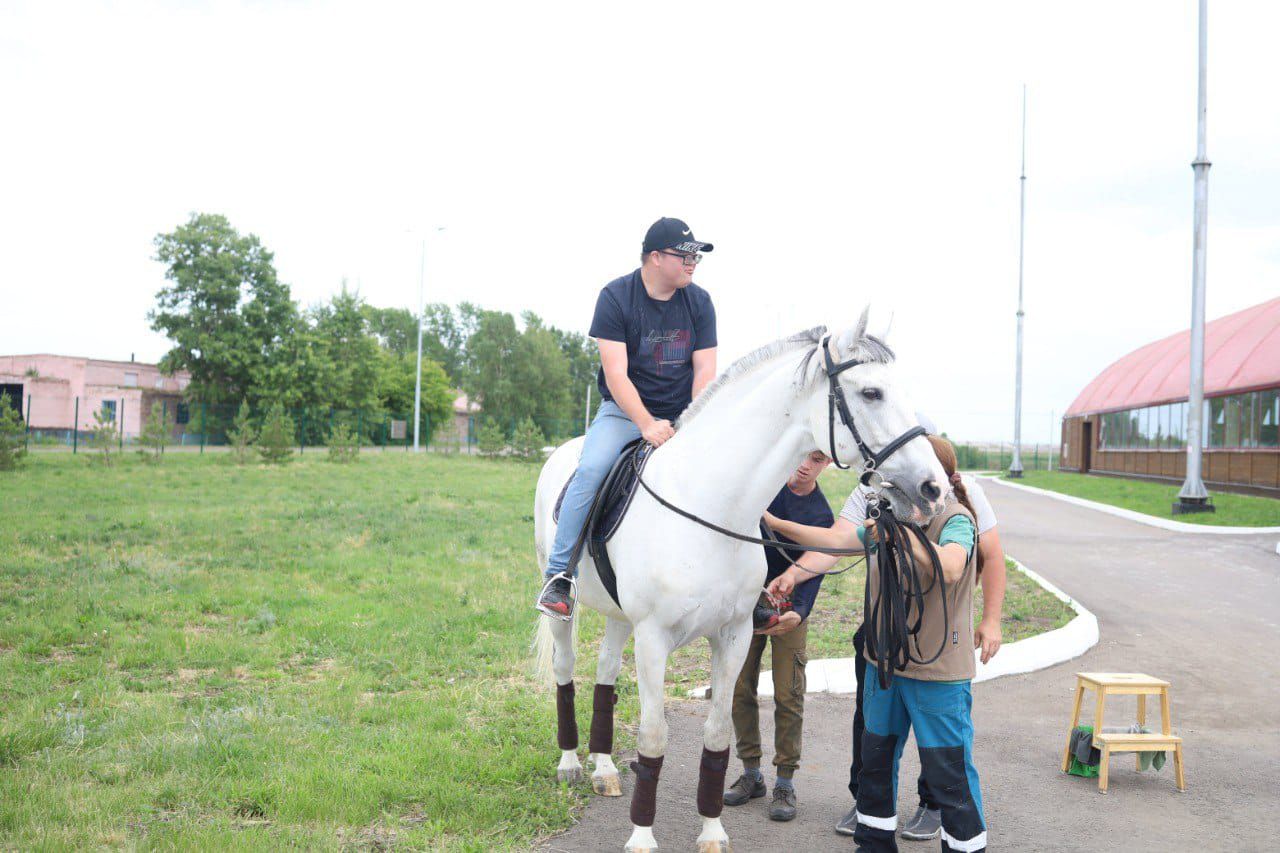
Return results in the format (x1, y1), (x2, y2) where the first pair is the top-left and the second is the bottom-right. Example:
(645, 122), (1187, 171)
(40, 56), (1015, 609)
(137, 402), (170, 464)
(477, 420), (506, 459)
(226, 401), (256, 464)
(512, 417), (546, 463)
(0, 398), (27, 471)
(87, 407), (118, 466)
(326, 422), (359, 463)
(257, 403), (296, 464)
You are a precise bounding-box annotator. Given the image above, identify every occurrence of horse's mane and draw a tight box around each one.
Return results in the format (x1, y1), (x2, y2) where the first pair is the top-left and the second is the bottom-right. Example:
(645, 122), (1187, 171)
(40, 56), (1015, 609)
(676, 324), (896, 428)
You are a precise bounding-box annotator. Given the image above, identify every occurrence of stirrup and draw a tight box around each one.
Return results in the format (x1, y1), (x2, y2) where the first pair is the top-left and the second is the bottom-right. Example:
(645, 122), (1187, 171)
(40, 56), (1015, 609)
(536, 571), (577, 622)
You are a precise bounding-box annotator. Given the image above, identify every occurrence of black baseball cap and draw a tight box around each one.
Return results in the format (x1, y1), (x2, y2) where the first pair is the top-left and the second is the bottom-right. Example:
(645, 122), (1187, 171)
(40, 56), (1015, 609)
(642, 217), (714, 255)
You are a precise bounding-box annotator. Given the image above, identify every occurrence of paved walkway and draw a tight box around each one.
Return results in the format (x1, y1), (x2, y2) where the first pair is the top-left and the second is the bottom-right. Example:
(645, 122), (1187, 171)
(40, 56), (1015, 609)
(543, 481), (1280, 851)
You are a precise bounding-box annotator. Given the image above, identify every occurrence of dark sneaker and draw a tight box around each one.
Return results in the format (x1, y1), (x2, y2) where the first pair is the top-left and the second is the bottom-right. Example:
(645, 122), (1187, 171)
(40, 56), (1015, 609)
(753, 602), (781, 630)
(723, 773), (767, 806)
(899, 805), (941, 840)
(768, 786), (797, 821)
(835, 805), (859, 836)
(535, 575), (574, 620)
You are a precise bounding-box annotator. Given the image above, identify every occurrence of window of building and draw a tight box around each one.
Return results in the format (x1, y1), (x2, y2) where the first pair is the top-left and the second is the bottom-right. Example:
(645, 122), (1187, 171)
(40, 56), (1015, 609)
(101, 400), (116, 421)
(124, 372), (138, 388)
(1261, 389), (1279, 448)
(155, 376), (165, 389)
(176, 403), (190, 425)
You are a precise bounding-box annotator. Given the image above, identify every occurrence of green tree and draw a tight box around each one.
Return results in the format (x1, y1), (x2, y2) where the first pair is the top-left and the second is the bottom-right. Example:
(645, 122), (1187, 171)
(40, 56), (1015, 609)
(137, 402), (170, 464)
(464, 310), (570, 429)
(87, 406), (118, 466)
(477, 420), (505, 459)
(226, 400), (256, 464)
(149, 213), (298, 405)
(511, 417), (546, 462)
(257, 403), (296, 464)
(308, 285), (383, 414)
(326, 422), (359, 463)
(463, 309), (521, 422)
(516, 313), (571, 428)
(551, 325), (601, 429)
(0, 397), (27, 471)
(362, 305), (418, 358)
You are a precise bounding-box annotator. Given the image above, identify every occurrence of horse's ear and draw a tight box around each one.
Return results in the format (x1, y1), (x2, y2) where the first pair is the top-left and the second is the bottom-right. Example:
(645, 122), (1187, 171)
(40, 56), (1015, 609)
(834, 306), (871, 356)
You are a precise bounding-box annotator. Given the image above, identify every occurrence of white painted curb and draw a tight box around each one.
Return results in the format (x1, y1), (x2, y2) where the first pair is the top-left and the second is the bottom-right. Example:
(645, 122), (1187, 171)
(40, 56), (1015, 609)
(687, 556), (1099, 699)
(980, 475), (1280, 535)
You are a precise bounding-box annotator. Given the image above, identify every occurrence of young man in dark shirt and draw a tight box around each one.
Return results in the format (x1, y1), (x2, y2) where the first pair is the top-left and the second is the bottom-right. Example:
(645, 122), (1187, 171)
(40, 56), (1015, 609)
(536, 217), (718, 619)
(723, 450), (834, 822)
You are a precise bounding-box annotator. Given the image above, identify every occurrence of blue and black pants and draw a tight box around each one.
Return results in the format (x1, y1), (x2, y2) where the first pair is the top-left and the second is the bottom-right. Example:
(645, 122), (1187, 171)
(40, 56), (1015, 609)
(850, 624), (934, 809)
(854, 674), (986, 852)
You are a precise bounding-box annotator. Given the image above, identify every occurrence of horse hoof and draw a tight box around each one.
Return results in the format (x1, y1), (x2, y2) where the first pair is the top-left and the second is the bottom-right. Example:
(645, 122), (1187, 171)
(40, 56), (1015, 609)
(557, 767), (583, 785)
(696, 841), (731, 853)
(624, 847), (656, 853)
(592, 773), (622, 796)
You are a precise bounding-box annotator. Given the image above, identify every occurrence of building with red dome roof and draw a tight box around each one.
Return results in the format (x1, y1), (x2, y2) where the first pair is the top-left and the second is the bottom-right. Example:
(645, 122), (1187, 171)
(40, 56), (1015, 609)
(1059, 296), (1279, 495)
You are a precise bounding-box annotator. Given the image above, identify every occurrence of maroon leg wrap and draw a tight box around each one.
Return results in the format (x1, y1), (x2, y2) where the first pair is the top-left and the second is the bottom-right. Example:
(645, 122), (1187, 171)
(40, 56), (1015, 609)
(556, 681), (578, 751)
(588, 684), (618, 754)
(629, 753), (665, 826)
(696, 746), (732, 818)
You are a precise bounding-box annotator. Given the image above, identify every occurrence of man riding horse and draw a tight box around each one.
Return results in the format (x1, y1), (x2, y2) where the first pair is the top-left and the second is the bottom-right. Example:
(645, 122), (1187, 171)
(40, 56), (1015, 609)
(536, 216), (718, 619)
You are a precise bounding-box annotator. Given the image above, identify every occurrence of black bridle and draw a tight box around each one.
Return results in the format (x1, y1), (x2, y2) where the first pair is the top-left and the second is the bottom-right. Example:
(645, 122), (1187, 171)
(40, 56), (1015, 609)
(630, 335), (930, 569)
(629, 334), (948, 687)
(821, 335), (927, 487)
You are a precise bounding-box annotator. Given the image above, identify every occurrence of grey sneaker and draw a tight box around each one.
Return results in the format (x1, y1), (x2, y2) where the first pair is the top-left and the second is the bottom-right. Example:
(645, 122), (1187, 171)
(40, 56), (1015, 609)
(723, 772), (766, 806)
(768, 786), (797, 821)
(900, 805), (941, 840)
(835, 805), (859, 836)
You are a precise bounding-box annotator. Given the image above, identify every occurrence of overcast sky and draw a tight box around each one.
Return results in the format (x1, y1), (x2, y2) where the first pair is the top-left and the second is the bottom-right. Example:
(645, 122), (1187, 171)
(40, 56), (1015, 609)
(2, 1), (1276, 441)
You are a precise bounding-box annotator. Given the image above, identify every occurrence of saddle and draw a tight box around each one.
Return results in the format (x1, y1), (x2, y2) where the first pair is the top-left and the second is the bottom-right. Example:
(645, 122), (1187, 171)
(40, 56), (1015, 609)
(553, 438), (654, 608)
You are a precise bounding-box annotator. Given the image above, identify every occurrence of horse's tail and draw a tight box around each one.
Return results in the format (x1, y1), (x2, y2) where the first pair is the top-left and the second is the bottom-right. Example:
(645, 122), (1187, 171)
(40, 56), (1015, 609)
(533, 608), (577, 687)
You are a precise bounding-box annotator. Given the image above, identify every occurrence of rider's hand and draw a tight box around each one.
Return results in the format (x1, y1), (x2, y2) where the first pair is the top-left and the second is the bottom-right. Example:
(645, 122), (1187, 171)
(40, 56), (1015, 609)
(642, 419), (675, 447)
(974, 617), (1002, 664)
(757, 610), (802, 637)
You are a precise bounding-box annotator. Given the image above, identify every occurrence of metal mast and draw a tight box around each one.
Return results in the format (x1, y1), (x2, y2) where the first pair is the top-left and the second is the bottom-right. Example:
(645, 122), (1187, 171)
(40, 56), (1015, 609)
(1177, 0), (1213, 514)
(1009, 85), (1028, 478)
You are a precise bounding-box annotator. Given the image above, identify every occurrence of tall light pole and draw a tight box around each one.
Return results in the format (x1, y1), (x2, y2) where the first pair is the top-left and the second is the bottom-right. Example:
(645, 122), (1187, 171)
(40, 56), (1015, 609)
(1176, 0), (1214, 514)
(1009, 85), (1028, 478)
(413, 227), (446, 453)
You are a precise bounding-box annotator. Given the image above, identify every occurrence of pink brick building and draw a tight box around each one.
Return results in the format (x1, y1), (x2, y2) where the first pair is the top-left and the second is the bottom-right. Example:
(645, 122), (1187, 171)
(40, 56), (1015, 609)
(0, 354), (191, 439)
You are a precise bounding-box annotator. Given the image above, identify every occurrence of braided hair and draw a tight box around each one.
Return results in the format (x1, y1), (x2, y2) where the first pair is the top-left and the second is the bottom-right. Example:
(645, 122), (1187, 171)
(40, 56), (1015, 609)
(925, 434), (984, 576)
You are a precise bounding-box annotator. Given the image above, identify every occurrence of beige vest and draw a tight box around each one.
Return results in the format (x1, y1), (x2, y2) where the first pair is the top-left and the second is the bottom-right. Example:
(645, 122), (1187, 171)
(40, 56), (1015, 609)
(863, 497), (978, 682)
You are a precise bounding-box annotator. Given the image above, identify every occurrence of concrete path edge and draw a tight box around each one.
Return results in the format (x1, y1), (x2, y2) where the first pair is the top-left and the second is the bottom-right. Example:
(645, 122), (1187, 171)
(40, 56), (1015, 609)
(979, 474), (1280, 535)
(688, 555), (1099, 699)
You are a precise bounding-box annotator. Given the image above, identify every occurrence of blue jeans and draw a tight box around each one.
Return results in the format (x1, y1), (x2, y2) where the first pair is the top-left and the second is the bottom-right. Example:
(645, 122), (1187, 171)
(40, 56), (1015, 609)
(854, 675), (986, 852)
(546, 400), (642, 577)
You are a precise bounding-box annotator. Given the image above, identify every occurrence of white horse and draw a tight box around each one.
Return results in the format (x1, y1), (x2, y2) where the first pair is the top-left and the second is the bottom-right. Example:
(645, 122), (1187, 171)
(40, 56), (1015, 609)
(534, 314), (946, 852)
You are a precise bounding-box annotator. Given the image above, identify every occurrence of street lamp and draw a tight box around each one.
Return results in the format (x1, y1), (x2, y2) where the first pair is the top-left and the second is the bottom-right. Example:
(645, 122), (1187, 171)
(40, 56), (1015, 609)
(413, 226), (447, 453)
(1009, 85), (1028, 478)
(1176, 0), (1214, 514)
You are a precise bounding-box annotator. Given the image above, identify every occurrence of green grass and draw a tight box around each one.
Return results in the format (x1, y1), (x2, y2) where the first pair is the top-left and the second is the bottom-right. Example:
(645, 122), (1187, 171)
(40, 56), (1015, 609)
(0, 452), (1074, 849)
(1004, 469), (1280, 527)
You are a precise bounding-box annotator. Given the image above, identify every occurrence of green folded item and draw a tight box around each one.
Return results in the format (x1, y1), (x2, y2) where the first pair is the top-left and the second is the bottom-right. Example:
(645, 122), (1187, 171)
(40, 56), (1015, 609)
(1067, 726), (1099, 778)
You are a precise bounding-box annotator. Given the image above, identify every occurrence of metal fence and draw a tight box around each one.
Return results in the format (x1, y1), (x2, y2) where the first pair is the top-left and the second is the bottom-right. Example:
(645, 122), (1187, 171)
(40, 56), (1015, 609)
(14, 395), (591, 455)
(13, 393), (1059, 466)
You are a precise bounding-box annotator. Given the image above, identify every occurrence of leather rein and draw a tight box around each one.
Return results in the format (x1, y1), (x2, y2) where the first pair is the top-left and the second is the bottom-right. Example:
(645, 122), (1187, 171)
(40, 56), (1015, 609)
(630, 335), (927, 577)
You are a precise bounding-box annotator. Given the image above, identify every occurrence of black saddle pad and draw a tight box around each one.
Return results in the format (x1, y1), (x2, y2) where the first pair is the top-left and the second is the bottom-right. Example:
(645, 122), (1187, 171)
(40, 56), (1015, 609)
(552, 439), (653, 606)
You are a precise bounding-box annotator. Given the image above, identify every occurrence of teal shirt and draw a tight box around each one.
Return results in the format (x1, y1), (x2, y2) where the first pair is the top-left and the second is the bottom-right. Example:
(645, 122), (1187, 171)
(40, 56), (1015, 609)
(856, 514), (974, 555)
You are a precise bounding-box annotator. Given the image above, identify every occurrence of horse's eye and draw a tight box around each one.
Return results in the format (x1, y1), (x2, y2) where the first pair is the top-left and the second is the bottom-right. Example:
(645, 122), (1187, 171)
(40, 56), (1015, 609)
(861, 388), (883, 402)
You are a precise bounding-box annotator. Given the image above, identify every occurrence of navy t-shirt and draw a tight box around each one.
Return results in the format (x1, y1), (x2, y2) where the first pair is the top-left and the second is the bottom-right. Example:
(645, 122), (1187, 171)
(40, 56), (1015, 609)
(589, 269), (717, 421)
(760, 483), (834, 621)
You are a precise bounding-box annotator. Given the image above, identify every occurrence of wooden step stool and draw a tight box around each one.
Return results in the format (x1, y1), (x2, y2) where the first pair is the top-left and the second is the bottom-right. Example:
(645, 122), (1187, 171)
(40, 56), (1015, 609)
(1061, 672), (1185, 793)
